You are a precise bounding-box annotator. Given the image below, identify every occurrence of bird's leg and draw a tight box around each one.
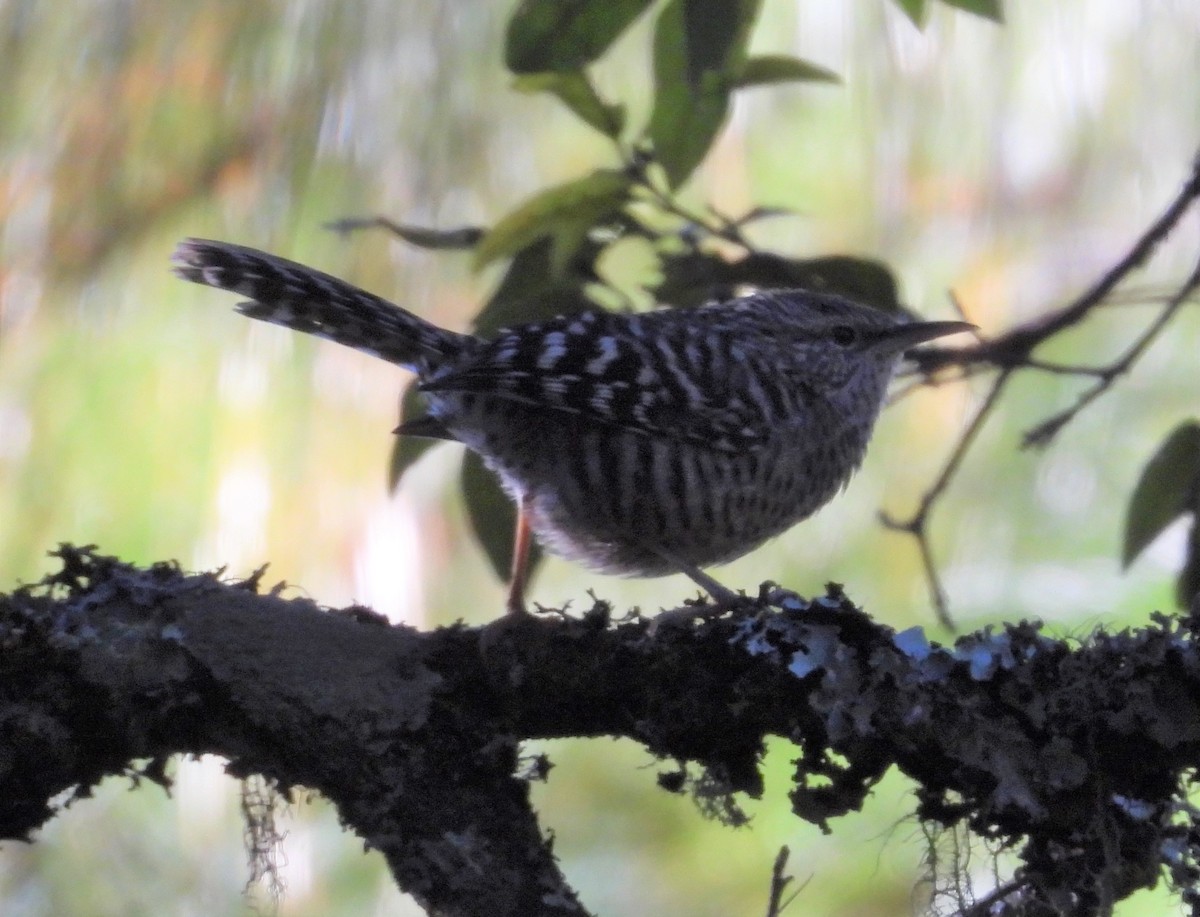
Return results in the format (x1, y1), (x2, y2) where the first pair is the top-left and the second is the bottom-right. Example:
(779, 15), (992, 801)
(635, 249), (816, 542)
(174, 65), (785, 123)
(505, 498), (534, 616)
(677, 562), (742, 608)
(648, 556), (752, 632)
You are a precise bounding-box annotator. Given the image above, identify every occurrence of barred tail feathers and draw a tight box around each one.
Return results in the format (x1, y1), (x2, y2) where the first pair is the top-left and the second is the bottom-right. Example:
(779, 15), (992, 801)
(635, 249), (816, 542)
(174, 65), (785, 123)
(170, 239), (469, 371)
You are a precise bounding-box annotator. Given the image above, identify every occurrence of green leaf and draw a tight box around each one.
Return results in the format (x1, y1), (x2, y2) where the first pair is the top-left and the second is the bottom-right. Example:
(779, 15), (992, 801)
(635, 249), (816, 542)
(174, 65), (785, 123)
(387, 382), (443, 492)
(473, 169), (632, 272)
(1178, 520), (1200, 610)
(893, 0), (928, 25)
(734, 55), (840, 88)
(461, 450), (544, 585)
(505, 0), (654, 73)
(730, 205), (794, 227)
(646, 0), (762, 188)
(938, 0), (1003, 23)
(324, 217), (484, 250)
(1122, 421), (1200, 568)
(513, 71), (626, 138)
(655, 251), (901, 312)
(474, 236), (600, 337)
(776, 255), (901, 312)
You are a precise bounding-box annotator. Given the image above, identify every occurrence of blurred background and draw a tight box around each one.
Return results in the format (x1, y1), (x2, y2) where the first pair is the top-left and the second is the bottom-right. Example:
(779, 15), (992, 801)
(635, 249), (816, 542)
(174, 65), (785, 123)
(1, 1), (1198, 914)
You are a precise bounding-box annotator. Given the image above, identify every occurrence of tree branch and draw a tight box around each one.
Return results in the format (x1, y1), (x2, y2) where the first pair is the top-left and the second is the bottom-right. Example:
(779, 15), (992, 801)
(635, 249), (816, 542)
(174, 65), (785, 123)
(5, 546), (1200, 916)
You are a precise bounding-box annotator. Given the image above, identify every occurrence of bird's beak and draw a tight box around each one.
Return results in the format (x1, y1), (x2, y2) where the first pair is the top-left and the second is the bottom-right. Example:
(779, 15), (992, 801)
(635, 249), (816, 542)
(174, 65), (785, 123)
(882, 319), (976, 354)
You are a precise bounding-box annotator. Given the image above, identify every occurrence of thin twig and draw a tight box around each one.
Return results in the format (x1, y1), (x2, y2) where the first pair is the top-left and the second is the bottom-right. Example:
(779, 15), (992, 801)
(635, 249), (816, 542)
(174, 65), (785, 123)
(961, 877), (1030, 917)
(1024, 255), (1200, 448)
(881, 370), (1013, 629)
(1019, 151), (1200, 336)
(890, 364), (985, 401)
(764, 845), (791, 917)
(916, 526), (952, 630)
(625, 155), (753, 249)
(1020, 359), (1112, 377)
(947, 288), (971, 323)
(763, 845), (808, 917)
(885, 152), (1200, 626)
(909, 151), (1200, 377)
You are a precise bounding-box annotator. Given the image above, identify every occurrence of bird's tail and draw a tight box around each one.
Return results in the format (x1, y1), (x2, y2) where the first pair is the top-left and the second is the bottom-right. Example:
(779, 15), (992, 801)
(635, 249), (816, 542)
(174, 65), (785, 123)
(170, 239), (471, 371)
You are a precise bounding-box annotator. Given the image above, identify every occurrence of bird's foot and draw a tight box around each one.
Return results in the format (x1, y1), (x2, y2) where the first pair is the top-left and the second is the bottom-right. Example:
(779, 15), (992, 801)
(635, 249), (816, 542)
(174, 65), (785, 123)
(648, 588), (756, 636)
(478, 599), (558, 655)
(643, 559), (760, 635)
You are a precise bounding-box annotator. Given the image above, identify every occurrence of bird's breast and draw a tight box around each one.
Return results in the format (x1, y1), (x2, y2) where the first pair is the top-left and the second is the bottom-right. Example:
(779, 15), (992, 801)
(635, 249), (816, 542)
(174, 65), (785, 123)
(429, 392), (871, 576)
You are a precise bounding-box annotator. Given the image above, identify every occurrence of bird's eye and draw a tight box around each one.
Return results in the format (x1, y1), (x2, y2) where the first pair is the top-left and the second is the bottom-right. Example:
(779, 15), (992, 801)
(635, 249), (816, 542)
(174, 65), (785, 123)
(830, 325), (857, 346)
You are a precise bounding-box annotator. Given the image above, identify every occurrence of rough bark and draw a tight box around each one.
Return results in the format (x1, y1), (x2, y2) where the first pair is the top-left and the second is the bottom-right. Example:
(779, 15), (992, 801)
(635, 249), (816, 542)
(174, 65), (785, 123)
(2, 545), (1199, 916)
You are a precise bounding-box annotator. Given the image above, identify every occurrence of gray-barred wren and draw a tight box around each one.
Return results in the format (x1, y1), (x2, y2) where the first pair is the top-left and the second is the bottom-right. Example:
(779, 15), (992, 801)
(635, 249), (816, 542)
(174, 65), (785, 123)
(171, 239), (972, 616)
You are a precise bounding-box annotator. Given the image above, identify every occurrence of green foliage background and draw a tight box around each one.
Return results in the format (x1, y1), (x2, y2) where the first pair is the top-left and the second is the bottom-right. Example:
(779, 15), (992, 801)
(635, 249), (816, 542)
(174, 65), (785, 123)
(0, 1), (1197, 915)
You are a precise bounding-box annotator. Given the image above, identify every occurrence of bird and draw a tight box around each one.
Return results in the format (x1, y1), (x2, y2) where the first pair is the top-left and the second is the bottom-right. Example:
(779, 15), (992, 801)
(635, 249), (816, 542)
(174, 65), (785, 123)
(171, 238), (973, 618)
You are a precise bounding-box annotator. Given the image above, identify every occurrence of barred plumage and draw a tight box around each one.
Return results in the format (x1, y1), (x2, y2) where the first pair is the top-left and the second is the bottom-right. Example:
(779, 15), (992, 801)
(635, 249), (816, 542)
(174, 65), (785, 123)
(171, 238), (972, 615)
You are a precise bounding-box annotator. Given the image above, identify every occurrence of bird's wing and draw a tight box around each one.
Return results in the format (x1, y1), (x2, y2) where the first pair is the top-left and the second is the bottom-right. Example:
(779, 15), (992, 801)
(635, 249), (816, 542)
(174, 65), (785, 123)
(420, 311), (791, 451)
